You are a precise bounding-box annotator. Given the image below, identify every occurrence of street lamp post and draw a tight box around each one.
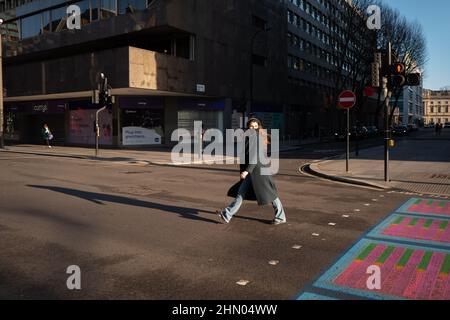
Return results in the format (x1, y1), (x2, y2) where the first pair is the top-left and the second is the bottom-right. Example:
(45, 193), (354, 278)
(247, 26), (270, 128)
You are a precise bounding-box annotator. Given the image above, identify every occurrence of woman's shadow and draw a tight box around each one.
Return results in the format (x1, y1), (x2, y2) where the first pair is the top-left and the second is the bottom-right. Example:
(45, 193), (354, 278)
(28, 185), (220, 224)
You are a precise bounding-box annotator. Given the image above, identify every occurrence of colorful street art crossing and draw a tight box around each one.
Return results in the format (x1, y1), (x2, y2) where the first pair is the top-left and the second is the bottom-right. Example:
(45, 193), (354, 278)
(397, 198), (450, 218)
(297, 197), (450, 300)
(368, 214), (450, 247)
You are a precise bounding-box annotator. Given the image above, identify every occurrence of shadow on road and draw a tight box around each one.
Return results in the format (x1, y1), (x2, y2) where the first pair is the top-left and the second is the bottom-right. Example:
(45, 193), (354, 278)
(27, 185), (220, 224)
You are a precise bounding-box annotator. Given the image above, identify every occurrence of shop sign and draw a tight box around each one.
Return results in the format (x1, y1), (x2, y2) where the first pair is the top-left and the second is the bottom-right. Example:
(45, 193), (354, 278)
(33, 104), (48, 113)
(122, 127), (162, 145)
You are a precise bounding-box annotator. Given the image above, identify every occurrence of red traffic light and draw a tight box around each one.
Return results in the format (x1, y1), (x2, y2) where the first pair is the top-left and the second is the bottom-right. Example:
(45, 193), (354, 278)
(391, 62), (405, 74)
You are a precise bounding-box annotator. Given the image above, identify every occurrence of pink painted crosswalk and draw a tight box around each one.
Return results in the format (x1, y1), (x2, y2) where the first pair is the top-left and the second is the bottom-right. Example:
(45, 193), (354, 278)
(299, 197), (450, 300)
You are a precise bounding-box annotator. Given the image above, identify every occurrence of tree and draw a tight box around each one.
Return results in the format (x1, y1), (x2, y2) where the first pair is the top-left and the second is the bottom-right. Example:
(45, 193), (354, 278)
(373, 2), (428, 127)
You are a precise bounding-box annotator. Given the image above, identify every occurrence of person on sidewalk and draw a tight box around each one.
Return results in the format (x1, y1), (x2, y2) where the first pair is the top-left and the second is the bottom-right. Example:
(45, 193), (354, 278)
(217, 118), (286, 225)
(435, 123), (441, 136)
(42, 124), (53, 148)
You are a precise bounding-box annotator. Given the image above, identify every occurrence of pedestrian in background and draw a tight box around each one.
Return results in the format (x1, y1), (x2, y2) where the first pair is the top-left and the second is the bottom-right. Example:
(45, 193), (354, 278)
(42, 124), (53, 148)
(435, 123), (440, 136)
(217, 118), (286, 225)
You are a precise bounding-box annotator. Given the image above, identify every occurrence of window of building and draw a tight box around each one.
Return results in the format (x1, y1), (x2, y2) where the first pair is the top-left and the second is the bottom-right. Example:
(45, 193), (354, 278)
(118, 0), (147, 14)
(299, 0), (305, 10)
(287, 10), (293, 24)
(100, 0), (117, 19)
(41, 10), (51, 34)
(252, 15), (267, 30)
(51, 6), (68, 32)
(76, 0), (91, 26)
(288, 55), (293, 69)
(21, 13), (41, 39)
(293, 56), (299, 70)
(299, 38), (304, 51)
(287, 32), (292, 46)
(252, 54), (267, 67)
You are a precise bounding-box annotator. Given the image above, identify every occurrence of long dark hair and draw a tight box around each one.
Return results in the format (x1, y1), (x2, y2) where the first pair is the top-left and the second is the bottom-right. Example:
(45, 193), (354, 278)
(246, 118), (269, 145)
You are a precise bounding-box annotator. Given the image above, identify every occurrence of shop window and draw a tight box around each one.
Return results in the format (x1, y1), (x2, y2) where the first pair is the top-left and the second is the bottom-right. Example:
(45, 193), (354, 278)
(121, 108), (165, 145)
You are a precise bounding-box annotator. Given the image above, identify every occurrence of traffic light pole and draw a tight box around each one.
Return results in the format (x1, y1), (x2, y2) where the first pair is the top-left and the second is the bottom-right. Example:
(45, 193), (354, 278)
(0, 29), (4, 149)
(384, 89), (392, 182)
(384, 42), (392, 183)
(346, 109), (350, 172)
(95, 106), (106, 158)
(95, 73), (109, 158)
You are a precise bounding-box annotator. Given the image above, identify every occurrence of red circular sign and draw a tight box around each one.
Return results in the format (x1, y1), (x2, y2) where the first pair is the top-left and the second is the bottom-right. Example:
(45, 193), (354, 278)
(338, 90), (356, 109)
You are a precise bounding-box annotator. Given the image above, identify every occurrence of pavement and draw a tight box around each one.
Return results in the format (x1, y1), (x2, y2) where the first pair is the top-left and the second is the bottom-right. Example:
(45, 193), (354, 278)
(307, 128), (450, 197)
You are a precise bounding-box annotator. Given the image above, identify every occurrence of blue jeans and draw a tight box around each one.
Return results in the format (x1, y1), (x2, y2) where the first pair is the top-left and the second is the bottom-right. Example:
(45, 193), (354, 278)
(222, 176), (286, 222)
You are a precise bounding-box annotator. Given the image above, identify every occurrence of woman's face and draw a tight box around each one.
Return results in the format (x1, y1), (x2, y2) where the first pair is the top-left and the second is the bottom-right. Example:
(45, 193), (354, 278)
(248, 121), (259, 130)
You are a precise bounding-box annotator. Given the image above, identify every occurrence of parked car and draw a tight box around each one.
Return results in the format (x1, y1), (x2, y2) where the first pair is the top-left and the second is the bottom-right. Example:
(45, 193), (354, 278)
(444, 122), (450, 128)
(424, 123), (435, 129)
(366, 126), (379, 137)
(392, 125), (409, 136)
(407, 124), (418, 132)
(333, 126), (368, 141)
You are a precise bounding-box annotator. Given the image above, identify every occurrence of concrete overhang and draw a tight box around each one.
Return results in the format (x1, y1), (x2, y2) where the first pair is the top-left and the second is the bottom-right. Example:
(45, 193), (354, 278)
(3, 87), (211, 103)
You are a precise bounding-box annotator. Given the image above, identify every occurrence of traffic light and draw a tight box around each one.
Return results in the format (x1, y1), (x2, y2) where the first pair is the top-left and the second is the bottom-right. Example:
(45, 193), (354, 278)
(99, 90), (107, 105)
(406, 73), (421, 86)
(106, 90), (114, 111)
(388, 62), (406, 89)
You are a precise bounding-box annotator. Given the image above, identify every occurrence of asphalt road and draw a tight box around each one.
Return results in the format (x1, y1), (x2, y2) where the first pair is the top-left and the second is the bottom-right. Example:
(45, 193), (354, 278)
(0, 148), (412, 299)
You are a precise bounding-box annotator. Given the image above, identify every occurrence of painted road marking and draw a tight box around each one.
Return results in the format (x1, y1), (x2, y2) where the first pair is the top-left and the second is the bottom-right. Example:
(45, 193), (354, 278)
(298, 197), (450, 300)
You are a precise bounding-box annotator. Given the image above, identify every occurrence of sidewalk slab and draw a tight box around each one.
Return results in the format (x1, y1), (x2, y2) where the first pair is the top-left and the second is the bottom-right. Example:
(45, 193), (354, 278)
(0, 144), (239, 166)
(307, 133), (450, 197)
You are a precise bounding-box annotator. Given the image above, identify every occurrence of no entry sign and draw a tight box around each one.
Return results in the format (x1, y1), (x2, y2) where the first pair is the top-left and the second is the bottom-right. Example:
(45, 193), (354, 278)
(338, 90), (356, 109)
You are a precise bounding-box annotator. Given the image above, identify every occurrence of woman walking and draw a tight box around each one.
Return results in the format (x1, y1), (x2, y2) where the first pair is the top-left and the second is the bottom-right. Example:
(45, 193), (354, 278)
(217, 118), (286, 225)
(42, 124), (53, 148)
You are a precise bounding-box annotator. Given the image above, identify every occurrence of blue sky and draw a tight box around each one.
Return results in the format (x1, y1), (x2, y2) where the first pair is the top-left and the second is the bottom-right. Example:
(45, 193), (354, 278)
(386, 0), (450, 90)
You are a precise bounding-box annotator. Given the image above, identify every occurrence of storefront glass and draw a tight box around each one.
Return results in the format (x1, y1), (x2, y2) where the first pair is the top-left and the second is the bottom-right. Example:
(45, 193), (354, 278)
(4, 100), (66, 144)
(119, 97), (165, 146)
(68, 100), (112, 145)
(177, 99), (225, 134)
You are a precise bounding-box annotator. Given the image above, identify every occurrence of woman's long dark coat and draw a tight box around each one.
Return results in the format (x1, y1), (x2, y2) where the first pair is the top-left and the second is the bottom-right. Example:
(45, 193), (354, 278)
(228, 130), (278, 206)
